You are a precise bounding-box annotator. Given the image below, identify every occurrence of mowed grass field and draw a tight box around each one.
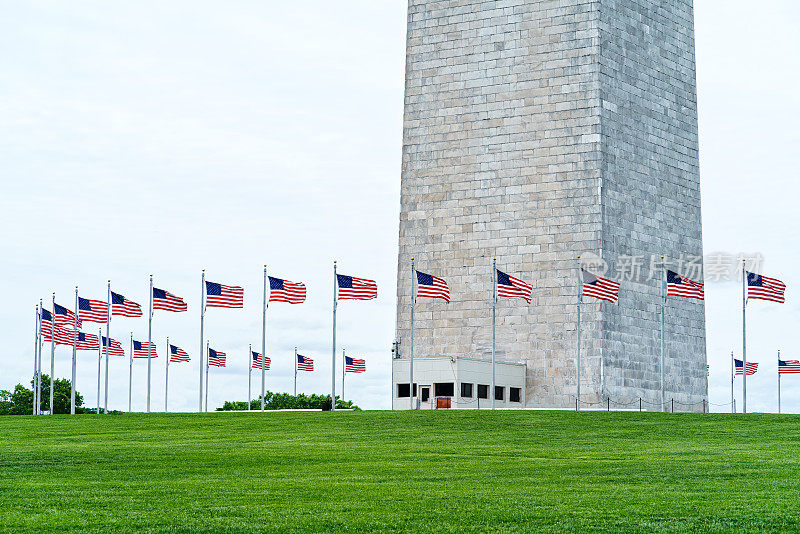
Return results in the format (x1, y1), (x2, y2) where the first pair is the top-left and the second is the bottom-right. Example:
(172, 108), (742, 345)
(2, 411), (800, 532)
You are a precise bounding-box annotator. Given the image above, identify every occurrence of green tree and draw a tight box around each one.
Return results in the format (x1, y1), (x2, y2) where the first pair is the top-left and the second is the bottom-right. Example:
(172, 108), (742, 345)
(0, 375), (84, 415)
(218, 391), (357, 411)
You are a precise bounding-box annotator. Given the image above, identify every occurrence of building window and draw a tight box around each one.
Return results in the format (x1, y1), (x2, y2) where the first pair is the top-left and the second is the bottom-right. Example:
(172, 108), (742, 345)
(397, 383), (417, 398)
(510, 387), (521, 403)
(434, 383), (454, 397)
(461, 382), (473, 398)
(494, 386), (504, 401)
(477, 384), (489, 399)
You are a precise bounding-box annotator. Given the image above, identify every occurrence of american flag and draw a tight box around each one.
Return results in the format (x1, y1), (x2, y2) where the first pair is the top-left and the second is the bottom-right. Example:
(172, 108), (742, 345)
(747, 272), (786, 304)
(54, 303), (81, 328)
(345, 355), (366, 373)
(707, 364), (710, 376)
(734, 358), (758, 376)
(132, 340), (158, 359)
(111, 292), (143, 317)
(101, 336), (125, 357)
(40, 309), (53, 340)
(269, 276), (306, 304)
(582, 269), (620, 304)
(251, 351), (271, 370)
(169, 345), (190, 363)
(52, 326), (77, 346)
(208, 348), (226, 367)
(337, 274), (378, 300)
(496, 269), (532, 303)
(666, 270), (704, 300)
(415, 271), (450, 302)
(75, 332), (100, 351)
(78, 297), (109, 323)
(153, 287), (188, 312)
(296, 354), (313, 371)
(205, 281), (244, 308)
(779, 359), (800, 374)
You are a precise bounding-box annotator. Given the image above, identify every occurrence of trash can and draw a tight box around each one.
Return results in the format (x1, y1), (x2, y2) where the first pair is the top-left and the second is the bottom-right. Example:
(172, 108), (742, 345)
(321, 399), (333, 411)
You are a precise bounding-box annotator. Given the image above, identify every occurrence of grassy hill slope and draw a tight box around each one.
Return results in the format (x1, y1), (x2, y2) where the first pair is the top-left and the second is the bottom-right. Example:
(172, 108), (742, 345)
(1, 411), (799, 532)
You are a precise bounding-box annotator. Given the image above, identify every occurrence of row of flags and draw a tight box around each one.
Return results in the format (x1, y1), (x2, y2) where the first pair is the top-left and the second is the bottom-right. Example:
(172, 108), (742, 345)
(726, 358), (800, 376)
(40, 322), (368, 373)
(39, 267), (788, 327)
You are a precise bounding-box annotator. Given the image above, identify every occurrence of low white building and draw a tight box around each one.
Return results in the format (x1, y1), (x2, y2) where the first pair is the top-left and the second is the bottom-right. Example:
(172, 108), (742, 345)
(391, 356), (527, 410)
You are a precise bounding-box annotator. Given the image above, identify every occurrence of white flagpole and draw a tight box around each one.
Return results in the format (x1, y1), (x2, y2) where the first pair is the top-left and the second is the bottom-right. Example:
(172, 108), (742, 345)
(778, 349), (781, 414)
(730, 350), (734, 414)
(199, 270), (205, 412)
(342, 348), (346, 403)
(261, 266), (267, 411)
(105, 280), (111, 413)
(491, 258), (496, 410)
(331, 261), (337, 410)
(36, 301), (42, 415)
(205, 341), (209, 412)
(410, 257), (415, 410)
(576, 257), (581, 411)
(742, 260), (747, 414)
(50, 293), (55, 415)
(165, 337), (170, 413)
(147, 275), (153, 413)
(71, 286), (78, 415)
(96, 327), (102, 414)
(248, 343), (252, 412)
(660, 255), (666, 412)
(38, 300), (44, 414)
(33, 305), (39, 415)
(128, 332), (133, 412)
(294, 347), (297, 396)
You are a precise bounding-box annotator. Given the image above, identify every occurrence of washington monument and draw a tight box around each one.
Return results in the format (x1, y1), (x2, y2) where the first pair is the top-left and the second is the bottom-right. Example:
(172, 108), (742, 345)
(394, 0), (706, 409)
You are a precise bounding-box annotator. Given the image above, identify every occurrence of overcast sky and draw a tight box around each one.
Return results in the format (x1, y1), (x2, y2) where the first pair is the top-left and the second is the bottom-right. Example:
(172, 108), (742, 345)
(1, 1), (798, 412)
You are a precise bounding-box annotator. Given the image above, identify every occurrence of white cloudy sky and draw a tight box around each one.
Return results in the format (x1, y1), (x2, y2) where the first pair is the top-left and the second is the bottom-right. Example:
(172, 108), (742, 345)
(1, 1), (797, 412)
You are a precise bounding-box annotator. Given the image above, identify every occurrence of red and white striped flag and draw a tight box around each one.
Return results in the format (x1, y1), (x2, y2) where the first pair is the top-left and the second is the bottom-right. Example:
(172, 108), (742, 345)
(111, 292), (143, 317)
(496, 269), (532, 303)
(153, 288), (188, 312)
(746, 272), (786, 304)
(75, 332), (100, 351)
(205, 281), (244, 308)
(78, 297), (109, 323)
(666, 270), (704, 300)
(779, 360), (800, 374)
(269, 276), (306, 304)
(337, 274), (378, 300)
(582, 269), (620, 304)
(251, 351), (271, 370)
(54, 303), (81, 328)
(169, 345), (190, 363)
(415, 271), (450, 302)
(208, 348), (226, 367)
(734, 359), (758, 376)
(345, 355), (366, 373)
(296, 354), (313, 371)
(40, 309), (54, 340)
(51, 326), (78, 346)
(101, 336), (125, 357)
(132, 340), (158, 359)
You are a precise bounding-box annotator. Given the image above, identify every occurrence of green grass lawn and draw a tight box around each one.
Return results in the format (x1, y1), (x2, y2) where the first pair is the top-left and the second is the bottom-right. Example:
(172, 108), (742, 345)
(1, 411), (799, 532)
